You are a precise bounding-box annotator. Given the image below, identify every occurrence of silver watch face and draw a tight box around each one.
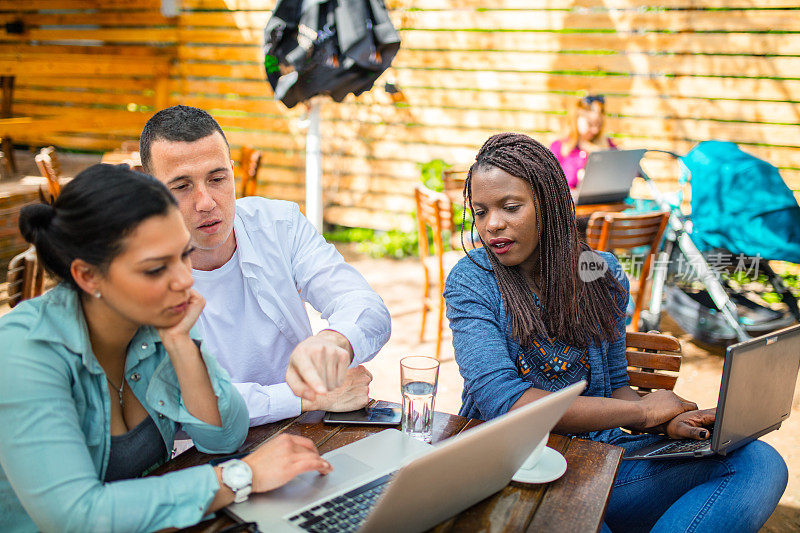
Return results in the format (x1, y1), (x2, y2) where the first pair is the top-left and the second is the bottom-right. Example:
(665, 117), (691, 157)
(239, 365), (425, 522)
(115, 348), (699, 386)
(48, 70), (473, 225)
(222, 460), (252, 489)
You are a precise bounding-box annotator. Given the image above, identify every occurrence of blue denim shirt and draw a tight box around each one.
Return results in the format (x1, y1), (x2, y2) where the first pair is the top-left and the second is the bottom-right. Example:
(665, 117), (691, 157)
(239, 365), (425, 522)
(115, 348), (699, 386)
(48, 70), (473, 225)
(0, 284), (249, 532)
(444, 248), (631, 443)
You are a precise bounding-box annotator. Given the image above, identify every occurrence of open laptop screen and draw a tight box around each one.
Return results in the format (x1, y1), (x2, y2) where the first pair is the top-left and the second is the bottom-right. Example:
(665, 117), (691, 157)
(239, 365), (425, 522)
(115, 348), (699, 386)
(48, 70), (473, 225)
(573, 148), (646, 205)
(713, 324), (800, 454)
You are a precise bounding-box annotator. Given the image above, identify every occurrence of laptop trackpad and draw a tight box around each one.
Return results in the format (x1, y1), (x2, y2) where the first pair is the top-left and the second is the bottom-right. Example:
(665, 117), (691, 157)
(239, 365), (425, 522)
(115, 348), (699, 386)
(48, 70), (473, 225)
(266, 453), (373, 501)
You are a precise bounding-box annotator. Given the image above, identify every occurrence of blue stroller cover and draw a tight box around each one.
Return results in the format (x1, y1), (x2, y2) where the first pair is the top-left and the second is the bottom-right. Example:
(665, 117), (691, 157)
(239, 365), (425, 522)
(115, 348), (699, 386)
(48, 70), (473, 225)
(683, 140), (800, 263)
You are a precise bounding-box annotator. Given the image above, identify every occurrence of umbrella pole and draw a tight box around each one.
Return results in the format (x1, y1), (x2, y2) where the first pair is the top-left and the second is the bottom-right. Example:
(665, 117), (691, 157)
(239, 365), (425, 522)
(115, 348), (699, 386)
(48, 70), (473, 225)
(305, 99), (323, 232)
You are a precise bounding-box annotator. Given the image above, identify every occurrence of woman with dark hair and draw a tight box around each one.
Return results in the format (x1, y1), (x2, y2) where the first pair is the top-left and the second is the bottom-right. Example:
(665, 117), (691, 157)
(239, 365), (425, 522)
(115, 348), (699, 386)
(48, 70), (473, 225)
(0, 164), (331, 532)
(445, 133), (787, 532)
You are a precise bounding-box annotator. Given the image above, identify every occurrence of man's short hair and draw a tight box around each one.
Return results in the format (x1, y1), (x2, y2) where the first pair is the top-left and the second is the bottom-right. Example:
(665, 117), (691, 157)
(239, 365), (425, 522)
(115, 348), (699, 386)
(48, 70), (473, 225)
(140, 105), (230, 173)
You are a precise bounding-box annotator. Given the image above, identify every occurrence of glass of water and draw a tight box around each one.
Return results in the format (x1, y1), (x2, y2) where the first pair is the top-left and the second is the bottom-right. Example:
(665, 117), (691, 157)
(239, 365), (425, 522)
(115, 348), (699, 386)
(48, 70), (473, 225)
(400, 356), (439, 443)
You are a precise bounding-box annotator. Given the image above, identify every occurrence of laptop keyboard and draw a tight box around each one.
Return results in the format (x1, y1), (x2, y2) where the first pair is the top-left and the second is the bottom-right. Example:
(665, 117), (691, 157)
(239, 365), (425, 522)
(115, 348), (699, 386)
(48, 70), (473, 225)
(646, 438), (711, 457)
(287, 473), (393, 532)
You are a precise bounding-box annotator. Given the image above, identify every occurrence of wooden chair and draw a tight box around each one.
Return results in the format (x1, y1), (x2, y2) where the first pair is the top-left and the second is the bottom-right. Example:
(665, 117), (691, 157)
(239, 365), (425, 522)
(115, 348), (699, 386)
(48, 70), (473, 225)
(0, 149), (11, 180)
(625, 331), (682, 394)
(414, 184), (459, 359)
(6, 245), (45, 308)
(34, 146), (62, 200)
(119, 140), (140, 152)
(238, 146), (262, 197)
(586, 211), (669, 331)
(442, 167), (468, 204)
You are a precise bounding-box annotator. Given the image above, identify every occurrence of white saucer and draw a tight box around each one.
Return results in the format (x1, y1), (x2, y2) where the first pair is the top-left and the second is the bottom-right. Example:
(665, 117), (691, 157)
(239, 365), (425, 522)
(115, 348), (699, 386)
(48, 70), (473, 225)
(511, 446), (568, 484)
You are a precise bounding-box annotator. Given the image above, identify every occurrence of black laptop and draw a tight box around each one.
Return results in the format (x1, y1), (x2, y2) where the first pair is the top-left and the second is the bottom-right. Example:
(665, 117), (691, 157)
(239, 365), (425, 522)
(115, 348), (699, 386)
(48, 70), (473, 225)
(572, 148), (646, 205)
(624, 323), (800, 460)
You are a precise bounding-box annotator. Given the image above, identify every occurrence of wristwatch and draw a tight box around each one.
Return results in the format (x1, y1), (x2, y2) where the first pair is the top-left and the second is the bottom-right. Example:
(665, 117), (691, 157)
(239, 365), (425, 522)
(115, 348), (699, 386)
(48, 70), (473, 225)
(219, 459), (253, 503)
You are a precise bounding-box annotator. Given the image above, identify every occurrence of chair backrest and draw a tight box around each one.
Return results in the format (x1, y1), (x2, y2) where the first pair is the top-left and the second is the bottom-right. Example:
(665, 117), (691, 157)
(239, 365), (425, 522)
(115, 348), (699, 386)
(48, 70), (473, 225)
(442, 167), (468, 204)
(585, 210), (669, 251)
(586, 210), (669, 331)
(238, 146), (262, 197)
(0, 150), (11, 180)
(119, 140), (140, 152)
(414, 185), (454, 263)
(6, 245), (46, 308)
(625, 331), (682, 394)
(34, 146), (62, 200)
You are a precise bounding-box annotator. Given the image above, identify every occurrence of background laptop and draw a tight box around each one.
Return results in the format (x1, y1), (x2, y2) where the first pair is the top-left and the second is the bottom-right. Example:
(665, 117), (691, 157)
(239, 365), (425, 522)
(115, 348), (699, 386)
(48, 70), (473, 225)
(225, 381), (585, 532)
(625, 324), (800, 460)
(572, 148), (646, 205)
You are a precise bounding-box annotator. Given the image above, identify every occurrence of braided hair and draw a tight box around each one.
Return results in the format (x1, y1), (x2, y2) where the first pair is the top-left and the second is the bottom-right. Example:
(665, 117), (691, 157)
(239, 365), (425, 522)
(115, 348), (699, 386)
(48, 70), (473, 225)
(461, 133), (624, 348)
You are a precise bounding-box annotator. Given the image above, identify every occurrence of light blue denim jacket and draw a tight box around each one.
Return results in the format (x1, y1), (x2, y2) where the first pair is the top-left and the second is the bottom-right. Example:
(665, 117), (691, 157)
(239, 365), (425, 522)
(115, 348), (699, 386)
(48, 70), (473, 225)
(444, 248), (632, 443)
(0, 284), (249, 532)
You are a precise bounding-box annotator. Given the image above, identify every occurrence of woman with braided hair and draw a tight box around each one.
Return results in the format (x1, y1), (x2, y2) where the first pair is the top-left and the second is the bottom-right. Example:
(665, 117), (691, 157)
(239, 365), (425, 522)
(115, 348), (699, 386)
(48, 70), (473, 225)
(444, 133), (787, 532)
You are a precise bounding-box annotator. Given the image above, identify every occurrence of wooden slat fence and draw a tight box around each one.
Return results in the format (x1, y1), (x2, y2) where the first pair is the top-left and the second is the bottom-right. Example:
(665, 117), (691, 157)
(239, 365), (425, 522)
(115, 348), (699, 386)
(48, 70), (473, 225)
(1, 0), (798, 230)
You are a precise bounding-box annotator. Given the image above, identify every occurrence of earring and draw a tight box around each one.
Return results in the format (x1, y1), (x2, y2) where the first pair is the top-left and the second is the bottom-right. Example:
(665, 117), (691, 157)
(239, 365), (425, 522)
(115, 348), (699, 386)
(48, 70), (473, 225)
(94, 292), (101, 299)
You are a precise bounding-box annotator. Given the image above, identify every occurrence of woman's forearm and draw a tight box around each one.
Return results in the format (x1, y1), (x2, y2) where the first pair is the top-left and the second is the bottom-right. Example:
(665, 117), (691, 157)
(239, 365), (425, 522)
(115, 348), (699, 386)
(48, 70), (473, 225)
(161, 334), (222, 427)
(511, 387), (645, 434)
(206, 466), (235, 513)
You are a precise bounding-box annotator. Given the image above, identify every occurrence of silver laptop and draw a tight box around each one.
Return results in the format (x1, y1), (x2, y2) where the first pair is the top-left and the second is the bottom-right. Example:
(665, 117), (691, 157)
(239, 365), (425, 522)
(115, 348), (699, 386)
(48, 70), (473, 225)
(572, 148), (646, 205)
(625, 324), (800, 460)
(225, 381), (585, 532)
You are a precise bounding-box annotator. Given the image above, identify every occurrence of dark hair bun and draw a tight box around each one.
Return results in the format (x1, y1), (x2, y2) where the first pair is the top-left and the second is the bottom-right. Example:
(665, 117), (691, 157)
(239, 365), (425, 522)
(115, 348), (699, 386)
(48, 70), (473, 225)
(19, 202), (56, 244)
(15, 164), (177, 290)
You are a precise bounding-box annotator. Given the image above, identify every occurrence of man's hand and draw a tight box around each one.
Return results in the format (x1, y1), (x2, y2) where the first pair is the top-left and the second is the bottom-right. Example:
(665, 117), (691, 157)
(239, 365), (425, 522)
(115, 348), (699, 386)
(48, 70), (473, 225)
(665, 408), (716, 440)
(285, 330), (354, 401)
(630, 390), (698, 431)
(302, 365), (372, 412)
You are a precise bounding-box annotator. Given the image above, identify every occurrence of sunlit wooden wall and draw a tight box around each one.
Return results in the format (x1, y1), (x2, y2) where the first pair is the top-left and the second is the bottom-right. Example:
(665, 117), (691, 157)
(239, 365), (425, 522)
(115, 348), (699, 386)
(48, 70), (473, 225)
(2, 0), (799, 230)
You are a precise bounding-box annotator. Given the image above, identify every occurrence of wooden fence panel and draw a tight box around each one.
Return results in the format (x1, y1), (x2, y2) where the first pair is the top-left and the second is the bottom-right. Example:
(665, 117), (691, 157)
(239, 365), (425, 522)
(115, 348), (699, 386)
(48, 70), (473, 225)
(1, 0), (797, 232)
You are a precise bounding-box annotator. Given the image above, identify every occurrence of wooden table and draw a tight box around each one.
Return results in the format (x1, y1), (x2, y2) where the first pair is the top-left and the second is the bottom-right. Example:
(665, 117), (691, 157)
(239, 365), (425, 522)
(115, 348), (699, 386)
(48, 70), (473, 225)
(154, 402), (623, 533)
(574, 201), (628, 217)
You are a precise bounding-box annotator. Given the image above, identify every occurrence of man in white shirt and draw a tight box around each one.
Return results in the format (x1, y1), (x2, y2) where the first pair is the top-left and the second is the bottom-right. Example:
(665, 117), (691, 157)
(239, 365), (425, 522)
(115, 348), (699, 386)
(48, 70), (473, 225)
(139, 105), (391, 426)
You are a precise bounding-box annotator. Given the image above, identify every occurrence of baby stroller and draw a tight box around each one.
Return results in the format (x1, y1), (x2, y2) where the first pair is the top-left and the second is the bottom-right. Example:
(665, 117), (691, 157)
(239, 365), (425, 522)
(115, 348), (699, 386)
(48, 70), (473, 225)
(637, 141), (800, 346)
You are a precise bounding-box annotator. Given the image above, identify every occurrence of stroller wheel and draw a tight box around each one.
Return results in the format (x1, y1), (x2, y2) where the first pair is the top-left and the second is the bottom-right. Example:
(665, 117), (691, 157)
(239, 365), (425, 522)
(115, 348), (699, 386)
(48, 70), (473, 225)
(638, 313), (661, 333)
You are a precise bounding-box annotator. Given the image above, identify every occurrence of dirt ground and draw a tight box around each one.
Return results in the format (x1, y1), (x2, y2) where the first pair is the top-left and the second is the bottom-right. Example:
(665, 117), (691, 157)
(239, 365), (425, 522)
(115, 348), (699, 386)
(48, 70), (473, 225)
(326, 246), (800, 532)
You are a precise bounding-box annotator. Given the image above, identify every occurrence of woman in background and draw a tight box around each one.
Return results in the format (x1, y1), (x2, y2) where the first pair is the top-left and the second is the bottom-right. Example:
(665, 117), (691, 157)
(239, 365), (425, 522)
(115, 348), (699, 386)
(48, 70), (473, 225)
(550, 94), (617, 189)
(0, 164), (331, 532)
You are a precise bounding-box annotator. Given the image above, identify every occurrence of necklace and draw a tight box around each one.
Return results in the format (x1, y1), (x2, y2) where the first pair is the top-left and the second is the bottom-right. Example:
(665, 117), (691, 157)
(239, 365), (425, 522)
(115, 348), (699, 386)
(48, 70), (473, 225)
(105, 375), (124, 407)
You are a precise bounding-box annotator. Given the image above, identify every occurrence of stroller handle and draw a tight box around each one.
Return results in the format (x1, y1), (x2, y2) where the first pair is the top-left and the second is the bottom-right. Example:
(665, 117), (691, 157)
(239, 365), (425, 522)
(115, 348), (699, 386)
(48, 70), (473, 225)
(638, 148), (752, 343)
(637, 150), (685, 217)
(644, 149), (681, 159)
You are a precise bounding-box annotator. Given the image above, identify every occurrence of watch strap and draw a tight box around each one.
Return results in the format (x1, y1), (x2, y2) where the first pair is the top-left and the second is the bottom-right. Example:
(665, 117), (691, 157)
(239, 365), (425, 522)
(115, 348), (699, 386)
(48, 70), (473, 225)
(219, 459), (253, 504)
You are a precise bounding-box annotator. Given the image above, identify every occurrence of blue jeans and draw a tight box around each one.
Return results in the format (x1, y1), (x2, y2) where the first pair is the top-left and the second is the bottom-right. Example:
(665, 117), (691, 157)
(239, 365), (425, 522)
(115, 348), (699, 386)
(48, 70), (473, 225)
(602, 437), (788, 532)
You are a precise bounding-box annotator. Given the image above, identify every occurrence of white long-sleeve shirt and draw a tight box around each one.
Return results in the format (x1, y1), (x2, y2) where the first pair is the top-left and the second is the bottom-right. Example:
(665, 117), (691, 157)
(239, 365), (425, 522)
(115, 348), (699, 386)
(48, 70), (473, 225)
(192, 197), (391, 426)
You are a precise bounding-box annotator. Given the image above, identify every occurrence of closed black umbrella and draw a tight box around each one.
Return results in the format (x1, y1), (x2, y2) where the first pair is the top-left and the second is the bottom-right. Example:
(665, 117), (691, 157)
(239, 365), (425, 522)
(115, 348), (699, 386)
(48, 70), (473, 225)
(264, 0), (401, 108)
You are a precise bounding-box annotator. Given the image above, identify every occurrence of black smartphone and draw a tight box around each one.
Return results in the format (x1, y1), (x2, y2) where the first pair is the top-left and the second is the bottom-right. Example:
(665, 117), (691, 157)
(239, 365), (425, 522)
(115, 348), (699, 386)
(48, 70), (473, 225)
(322, 406), (402, 426)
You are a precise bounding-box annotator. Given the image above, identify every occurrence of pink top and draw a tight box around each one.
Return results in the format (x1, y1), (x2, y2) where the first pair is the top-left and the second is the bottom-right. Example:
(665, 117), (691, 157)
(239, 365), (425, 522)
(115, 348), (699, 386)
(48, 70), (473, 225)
(549, 138), (617, 189)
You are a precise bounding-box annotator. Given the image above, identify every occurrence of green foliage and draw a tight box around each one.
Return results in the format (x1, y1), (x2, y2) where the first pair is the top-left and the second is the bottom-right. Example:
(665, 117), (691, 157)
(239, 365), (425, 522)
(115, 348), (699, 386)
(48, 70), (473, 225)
(417, 158), (475, 250)
(324, 225), (418, 259)
(324, 226), (375, 243)
(324, 158), (478, 259)
(359, 229), (419, 259)
(762, 292), (784, 304)
(417, 159), (450, 192)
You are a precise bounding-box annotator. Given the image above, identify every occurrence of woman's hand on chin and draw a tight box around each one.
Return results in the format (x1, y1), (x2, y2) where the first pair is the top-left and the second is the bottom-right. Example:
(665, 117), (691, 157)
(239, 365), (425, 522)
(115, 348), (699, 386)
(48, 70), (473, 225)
(158, 289), (205, 342)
